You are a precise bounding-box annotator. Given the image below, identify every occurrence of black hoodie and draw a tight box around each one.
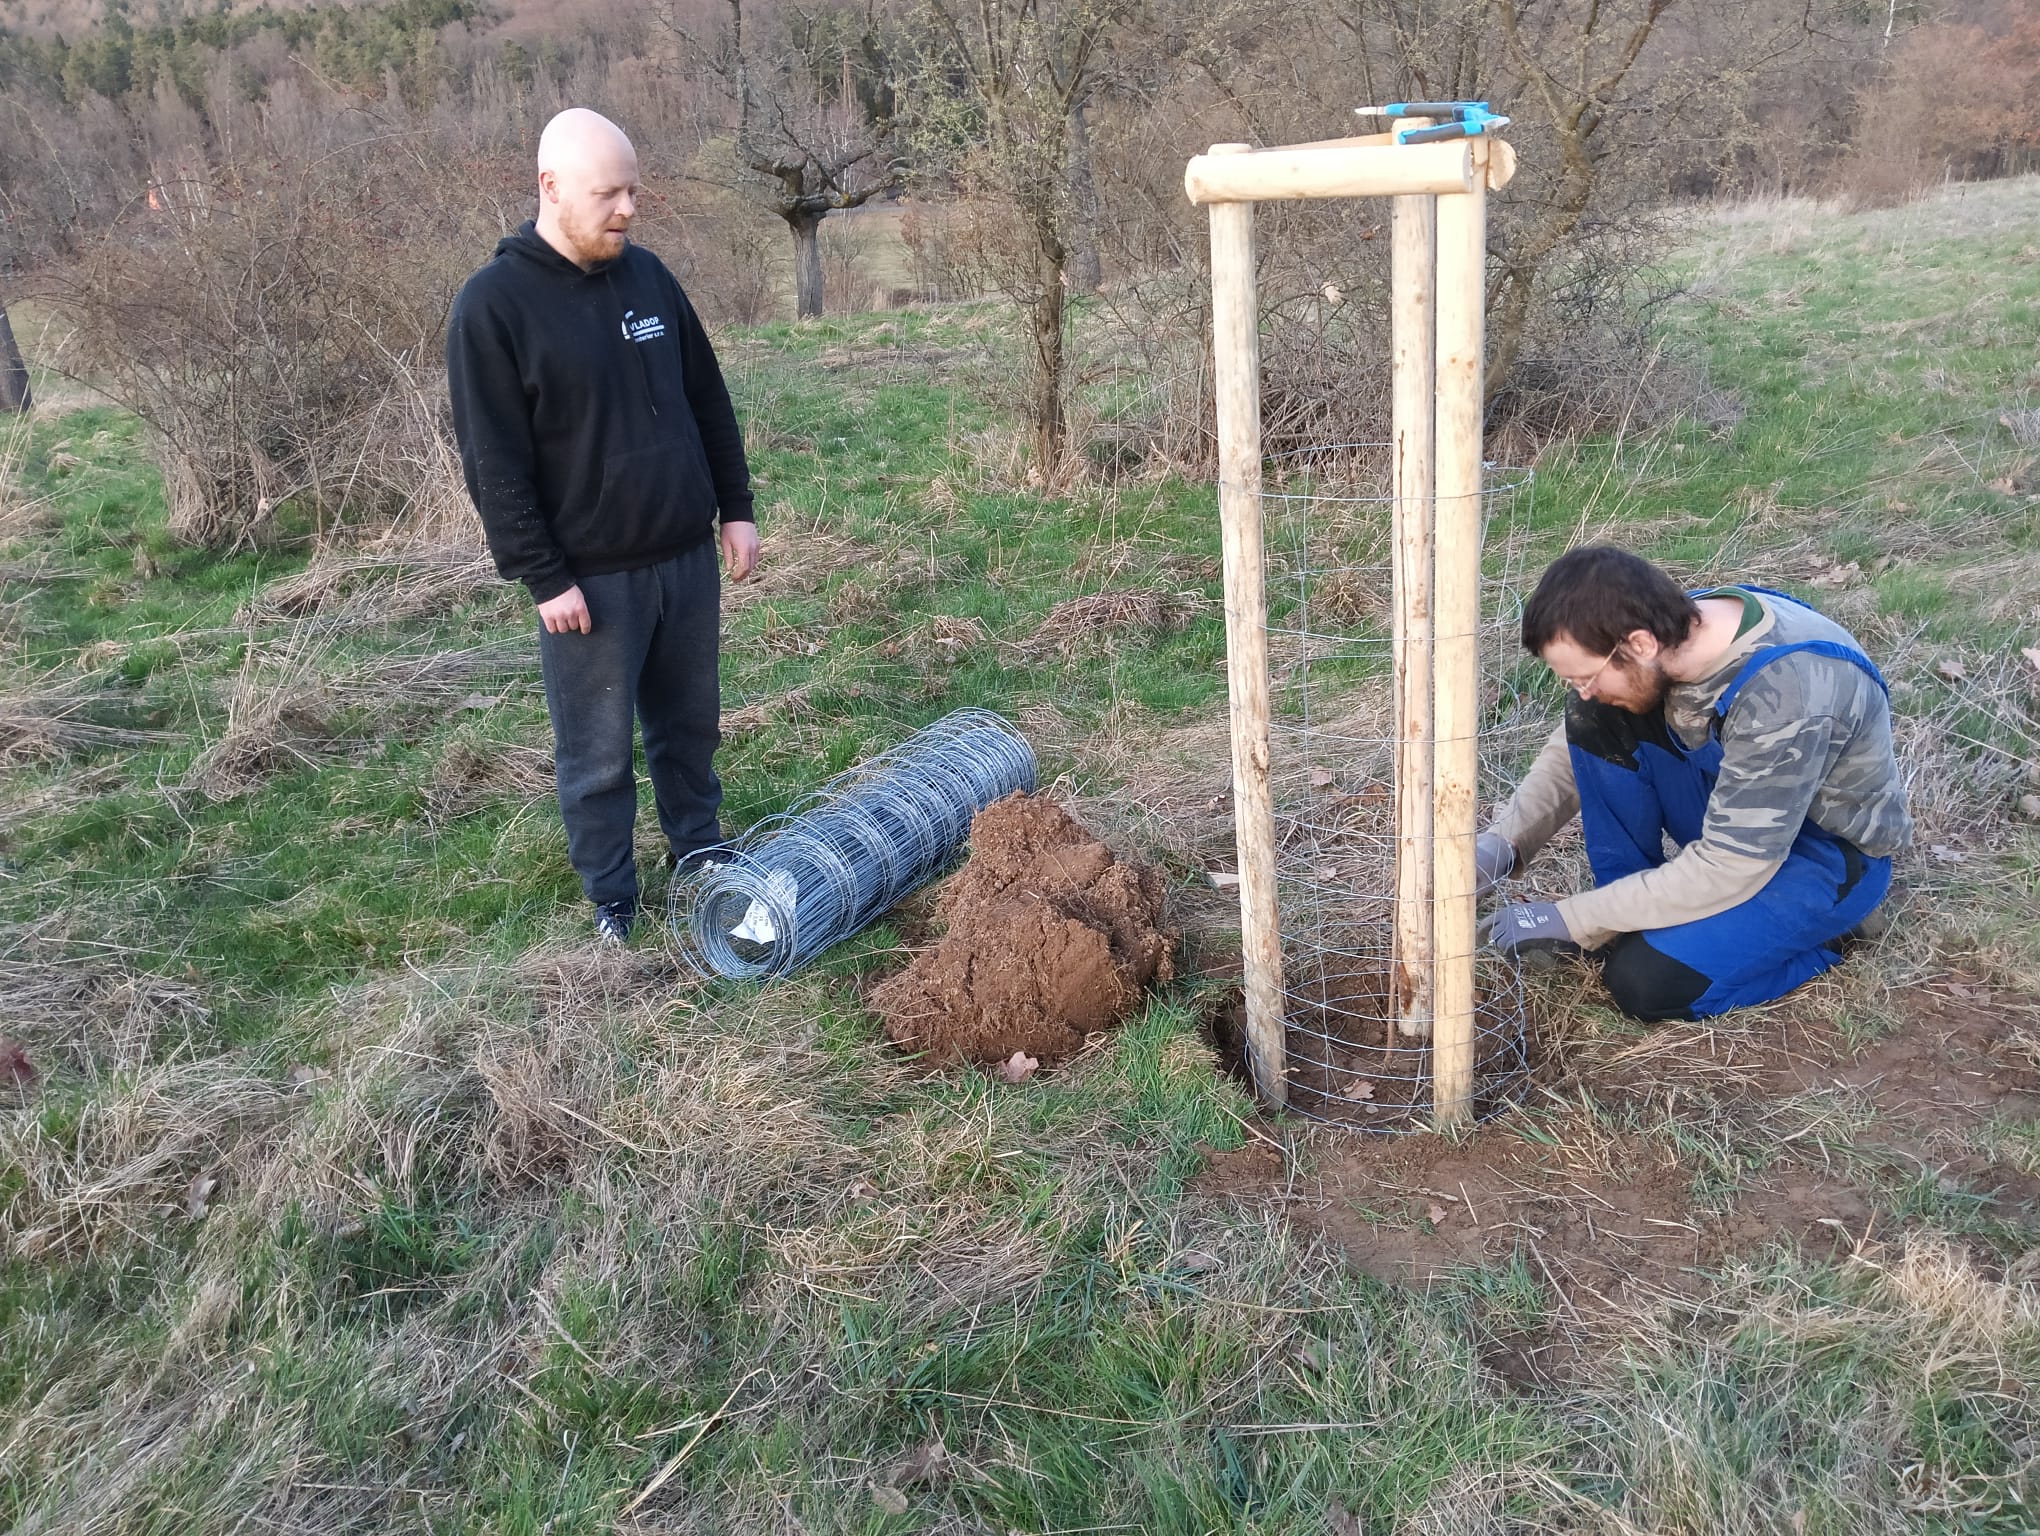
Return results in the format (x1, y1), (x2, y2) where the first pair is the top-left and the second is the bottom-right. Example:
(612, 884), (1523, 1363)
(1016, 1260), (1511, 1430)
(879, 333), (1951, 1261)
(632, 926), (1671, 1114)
(446, 224), (754, 603)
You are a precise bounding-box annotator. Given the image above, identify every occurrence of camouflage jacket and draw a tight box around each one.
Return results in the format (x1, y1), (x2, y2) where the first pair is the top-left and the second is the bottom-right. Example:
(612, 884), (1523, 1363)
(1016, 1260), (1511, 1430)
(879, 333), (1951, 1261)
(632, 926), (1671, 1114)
(1489, 587), (1912, 948)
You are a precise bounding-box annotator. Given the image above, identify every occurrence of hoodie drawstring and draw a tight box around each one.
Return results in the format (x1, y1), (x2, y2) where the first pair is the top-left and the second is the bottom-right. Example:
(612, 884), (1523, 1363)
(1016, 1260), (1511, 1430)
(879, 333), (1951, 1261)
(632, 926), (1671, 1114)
(604, 267), (659, 418)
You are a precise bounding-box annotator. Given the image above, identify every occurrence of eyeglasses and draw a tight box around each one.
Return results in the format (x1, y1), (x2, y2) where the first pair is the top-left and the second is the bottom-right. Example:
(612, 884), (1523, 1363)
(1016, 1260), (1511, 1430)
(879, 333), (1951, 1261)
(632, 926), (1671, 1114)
(1561, 648), (1622, 697)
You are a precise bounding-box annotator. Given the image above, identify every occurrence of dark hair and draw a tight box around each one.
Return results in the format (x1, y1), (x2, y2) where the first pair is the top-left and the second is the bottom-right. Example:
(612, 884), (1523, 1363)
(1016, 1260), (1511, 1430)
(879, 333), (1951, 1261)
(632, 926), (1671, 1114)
(1520, 546), (1701, 657)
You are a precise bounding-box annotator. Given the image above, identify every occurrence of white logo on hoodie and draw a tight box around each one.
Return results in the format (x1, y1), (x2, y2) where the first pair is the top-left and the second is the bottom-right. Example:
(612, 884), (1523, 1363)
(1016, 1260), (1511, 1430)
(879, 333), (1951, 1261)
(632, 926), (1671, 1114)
(621, 309), (667, 344)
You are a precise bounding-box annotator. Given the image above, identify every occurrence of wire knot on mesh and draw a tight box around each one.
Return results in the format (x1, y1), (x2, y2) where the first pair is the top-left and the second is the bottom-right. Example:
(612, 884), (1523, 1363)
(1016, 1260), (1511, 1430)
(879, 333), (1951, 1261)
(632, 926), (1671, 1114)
(674, 708), (1037, 980)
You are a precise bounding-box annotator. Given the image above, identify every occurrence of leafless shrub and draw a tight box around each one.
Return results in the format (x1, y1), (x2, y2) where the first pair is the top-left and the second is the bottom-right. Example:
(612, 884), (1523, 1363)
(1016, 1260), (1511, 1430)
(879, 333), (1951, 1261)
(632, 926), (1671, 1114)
(1827, 9), (2040, 211)
(44, 78), (508, 550)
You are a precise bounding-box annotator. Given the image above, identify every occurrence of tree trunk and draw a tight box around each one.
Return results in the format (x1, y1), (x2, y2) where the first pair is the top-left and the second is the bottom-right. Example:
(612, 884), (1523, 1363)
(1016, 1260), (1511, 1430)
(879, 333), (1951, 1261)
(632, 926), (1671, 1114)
(1065, 98), (1102, 298)
(789, 209), (825, 319)
(0, 307), (31, 414)
(1028, 265), (1067, 479)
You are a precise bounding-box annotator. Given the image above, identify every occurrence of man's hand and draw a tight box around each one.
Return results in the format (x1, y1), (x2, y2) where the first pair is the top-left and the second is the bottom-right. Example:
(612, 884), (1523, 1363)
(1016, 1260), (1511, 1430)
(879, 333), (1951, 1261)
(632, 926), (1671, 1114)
(721, 520), (760, 582)
(1475, 831), (1517, 899)
(1479, 900), (1580, 964)
(538, 584), (591, 635)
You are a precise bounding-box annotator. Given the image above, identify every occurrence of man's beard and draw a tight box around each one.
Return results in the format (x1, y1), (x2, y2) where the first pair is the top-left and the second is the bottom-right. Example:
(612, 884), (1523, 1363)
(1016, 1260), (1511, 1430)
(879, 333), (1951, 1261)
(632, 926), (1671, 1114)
(1618, 660), (1673, 715)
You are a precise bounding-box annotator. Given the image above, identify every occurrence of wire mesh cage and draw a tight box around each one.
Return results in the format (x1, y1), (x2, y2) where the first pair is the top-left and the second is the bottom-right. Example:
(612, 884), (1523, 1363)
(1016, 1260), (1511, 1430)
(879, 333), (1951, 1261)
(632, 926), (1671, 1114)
(1261, 446), (1542, 1130)
(672, 708), (1037, 980)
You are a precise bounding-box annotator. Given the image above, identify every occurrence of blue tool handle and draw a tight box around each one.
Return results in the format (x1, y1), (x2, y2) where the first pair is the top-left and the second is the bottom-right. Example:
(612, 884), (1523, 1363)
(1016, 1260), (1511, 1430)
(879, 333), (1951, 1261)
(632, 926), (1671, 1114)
(1397, 121), (1477, 144)
(1387, 100), (1489, 118)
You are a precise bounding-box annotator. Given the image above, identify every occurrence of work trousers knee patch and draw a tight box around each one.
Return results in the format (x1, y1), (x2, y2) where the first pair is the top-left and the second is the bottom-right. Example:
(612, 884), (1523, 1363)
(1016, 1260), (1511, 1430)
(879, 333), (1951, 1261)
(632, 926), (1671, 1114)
(1602, 933), (1712, 1023)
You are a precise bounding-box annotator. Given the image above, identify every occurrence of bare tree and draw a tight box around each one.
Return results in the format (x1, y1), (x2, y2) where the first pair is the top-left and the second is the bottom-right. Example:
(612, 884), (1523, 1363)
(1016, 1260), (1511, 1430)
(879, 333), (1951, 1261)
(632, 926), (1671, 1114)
(0, 307), (30, 414)
(661, 0), (905, 318)
(897, 0), (1140, 478)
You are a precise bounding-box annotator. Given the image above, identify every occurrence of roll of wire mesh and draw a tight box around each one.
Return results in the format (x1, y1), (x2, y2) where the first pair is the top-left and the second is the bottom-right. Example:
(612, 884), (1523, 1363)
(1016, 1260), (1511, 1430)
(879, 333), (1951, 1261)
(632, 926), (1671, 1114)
(673, 708), (1037, 980)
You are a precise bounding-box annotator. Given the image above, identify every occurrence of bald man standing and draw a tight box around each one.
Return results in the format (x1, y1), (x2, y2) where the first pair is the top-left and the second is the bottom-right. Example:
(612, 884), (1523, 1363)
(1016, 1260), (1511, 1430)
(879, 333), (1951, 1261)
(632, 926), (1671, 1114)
(448, 108), (759, 944)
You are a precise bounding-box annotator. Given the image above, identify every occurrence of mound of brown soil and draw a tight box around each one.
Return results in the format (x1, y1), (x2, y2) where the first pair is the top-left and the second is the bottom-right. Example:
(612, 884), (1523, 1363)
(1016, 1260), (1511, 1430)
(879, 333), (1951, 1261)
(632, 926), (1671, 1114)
(872, 793), (1176, 1067)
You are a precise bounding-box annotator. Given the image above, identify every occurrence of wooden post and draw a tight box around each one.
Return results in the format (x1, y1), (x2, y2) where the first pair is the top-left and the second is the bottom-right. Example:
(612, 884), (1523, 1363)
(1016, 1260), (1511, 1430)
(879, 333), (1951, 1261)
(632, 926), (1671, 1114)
(1390, 186), (1436, 1042)
(1430, 146), (1489, 1129)
(1207, 144), (1286, 1108)
(1185, 139), (1478, 204)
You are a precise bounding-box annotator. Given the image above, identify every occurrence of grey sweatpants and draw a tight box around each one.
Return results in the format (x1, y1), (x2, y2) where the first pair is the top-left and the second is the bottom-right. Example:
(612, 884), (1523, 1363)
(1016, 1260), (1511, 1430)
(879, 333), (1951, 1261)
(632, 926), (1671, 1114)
(537, 540), (723, 911)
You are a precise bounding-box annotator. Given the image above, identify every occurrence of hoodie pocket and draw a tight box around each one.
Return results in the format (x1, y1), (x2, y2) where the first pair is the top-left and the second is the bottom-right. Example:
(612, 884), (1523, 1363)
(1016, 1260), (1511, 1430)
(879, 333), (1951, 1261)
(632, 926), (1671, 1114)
(577, 436), (716, 561)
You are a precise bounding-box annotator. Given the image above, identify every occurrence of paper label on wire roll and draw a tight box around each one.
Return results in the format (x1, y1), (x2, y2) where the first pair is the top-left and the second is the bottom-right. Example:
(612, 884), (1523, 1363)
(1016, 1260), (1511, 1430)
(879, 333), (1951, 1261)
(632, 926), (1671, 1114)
(731, 870), (798, 945)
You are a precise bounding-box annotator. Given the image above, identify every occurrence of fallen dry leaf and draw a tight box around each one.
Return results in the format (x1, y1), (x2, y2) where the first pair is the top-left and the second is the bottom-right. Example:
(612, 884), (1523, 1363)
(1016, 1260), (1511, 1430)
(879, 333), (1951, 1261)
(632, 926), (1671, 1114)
(1316, 865), (1339, 880)
(1340, 1077), (1377, 1102)
(1294, 1338), (1333, 1373)
(869, 1484), (909, 1516)
(846, 1178), (879, 1201)
(1930, 843), (1967, 864)
(2020, 793), (2040, 821)
(998, 1051), (1039, 1084)
(885, 1439), (947, 1488)
(1426, 1203), (1449, 1226)
(2023, 645), (2040, 676)
(1935, 657), (1968, 683)
(1308, 766), (1335, 788)
(186, 1172), (219, 1221)
(0, 1037), (36, 1089)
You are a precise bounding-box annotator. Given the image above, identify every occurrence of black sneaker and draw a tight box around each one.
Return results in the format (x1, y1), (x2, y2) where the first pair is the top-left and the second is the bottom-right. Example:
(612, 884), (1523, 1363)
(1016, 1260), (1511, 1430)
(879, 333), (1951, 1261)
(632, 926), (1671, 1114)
(669, 845), (729, 877)
(593, 901), (634, 946)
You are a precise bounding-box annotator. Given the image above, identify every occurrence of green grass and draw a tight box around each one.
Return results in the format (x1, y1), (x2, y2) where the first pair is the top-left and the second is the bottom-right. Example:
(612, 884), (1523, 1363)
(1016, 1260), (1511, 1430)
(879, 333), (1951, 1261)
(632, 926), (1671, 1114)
(4, 179), (2040, 1533)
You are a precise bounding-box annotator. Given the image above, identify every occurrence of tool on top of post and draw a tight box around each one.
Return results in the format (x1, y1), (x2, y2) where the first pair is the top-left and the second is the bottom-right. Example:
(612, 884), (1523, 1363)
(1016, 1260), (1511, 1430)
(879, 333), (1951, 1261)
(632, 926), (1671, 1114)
(1353, 101), (1511, 146)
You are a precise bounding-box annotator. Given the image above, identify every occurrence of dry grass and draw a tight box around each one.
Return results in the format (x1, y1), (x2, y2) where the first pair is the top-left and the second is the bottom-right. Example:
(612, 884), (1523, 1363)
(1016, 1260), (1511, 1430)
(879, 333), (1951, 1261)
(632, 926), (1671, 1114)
(186, 627), (536, 801)
(238, 539), (501, 630)
(1565, 1237), (2040, 1533)
(1018, 586), (1205, 658)
(424, 735), (555, 818)
(4, 1054), (286, 1261)
(0, 676), (166, 763)
(726, 505), (880, 615)
(185, 631), (342, 801)
(0, 941), (209, 1080)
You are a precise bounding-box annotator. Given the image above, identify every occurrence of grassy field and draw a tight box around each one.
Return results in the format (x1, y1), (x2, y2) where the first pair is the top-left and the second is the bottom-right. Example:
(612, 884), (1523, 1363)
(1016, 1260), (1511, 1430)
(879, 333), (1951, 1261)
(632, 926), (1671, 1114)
(2, 178), (2039, 1534)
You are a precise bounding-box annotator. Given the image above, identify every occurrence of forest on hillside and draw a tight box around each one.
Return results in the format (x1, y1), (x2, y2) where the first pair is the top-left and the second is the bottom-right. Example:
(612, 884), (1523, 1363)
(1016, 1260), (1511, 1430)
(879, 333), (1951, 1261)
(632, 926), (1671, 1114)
(3, 0), (2039, 535)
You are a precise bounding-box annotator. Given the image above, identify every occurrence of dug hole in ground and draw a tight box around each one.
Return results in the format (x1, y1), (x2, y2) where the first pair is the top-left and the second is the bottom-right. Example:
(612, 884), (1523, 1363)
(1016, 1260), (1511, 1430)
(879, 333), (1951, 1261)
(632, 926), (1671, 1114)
(877, 794), (2040, 1386)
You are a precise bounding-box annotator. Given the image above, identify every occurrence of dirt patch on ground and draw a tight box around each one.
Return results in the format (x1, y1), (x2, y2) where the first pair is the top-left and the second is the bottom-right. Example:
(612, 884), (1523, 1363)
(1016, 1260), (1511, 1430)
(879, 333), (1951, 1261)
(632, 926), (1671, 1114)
(1575, 976), (2040, 1126)
(1207, 976), (1530, 1131)
(1190, 977), (2040, 1330)
(872, 793), (1176, 1067)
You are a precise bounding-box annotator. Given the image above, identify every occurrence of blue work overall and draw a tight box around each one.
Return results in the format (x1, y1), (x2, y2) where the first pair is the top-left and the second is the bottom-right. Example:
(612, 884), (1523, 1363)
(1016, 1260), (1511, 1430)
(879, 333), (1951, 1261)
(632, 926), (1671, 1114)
(1568, 634), (1894, 1022)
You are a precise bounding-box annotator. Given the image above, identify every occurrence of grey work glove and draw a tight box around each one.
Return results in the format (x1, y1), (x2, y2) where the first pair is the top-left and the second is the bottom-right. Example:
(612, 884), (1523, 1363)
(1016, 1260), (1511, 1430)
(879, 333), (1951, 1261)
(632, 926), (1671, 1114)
(1479, 900), (1581, 967)
(1474, 831), (1517, 898)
